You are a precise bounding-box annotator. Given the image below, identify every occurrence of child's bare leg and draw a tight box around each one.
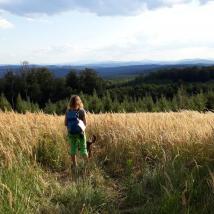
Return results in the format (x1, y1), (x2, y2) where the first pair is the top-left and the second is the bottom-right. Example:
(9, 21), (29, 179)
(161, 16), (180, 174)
(71, 155), (77, 167)
(71, 155), (78, 181)
(82, 154), (89, 177)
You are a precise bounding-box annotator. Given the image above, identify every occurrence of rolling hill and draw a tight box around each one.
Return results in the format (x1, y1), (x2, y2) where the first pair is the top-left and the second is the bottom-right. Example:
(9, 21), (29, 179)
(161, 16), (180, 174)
(1, 59), (214, 79)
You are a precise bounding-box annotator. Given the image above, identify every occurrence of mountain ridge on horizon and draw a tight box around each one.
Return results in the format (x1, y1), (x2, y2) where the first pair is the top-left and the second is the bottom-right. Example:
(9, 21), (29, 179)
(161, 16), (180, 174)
(1, 58), (214, 67)
(0, 58), (214, 78)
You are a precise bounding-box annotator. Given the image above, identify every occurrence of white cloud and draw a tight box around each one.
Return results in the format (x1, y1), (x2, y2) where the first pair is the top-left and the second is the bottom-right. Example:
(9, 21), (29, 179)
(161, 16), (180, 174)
(0, 17), (13, 28)
(54, 2), (214, 63)
(1, 1), (214, 64)
(0, 0), (212, 16)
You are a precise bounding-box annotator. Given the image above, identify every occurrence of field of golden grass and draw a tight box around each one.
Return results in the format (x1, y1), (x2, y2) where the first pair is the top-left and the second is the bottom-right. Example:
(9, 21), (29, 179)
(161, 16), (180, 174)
(0, 111), (214, 213)
(0, 111), (213, 167)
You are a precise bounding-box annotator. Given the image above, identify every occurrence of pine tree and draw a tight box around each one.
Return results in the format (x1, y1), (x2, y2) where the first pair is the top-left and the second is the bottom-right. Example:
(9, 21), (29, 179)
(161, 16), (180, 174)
(44, 99), (57, 114)
(0, 93), (12, 111)
(176, 87), (189, 110)
(126, 97), (137, 112)
(143, 96), (154, 112)
(137, 98), (147, 112)
(103, 91), (112, 112)
(112, 95), (122, 113)
(157, 95), (170, 112)
(16, 94), (32, 113)
(79, 91), (88, 110)
(30, 102), (40, 113)
(55, 99), (68, 115)
(186, 92), (206, 112)
(206, 91), (214, 111)
(171, 95), (178, 112)
(88, 89), (102, 113)
(121, 96), (129, 113)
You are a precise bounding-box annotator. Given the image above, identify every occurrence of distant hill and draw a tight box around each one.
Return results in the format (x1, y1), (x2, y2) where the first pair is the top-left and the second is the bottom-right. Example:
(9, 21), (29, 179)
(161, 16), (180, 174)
(0, 64), (160, 78)
(1, 59), (214, 79)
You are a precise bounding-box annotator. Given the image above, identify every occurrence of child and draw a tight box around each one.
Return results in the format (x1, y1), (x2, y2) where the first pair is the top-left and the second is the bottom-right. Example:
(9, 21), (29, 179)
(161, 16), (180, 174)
(65, 95), (88, 170)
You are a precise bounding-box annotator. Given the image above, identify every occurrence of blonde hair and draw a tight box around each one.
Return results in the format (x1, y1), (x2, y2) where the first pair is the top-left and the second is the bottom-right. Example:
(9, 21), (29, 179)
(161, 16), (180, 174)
(68, 95), (83, 110)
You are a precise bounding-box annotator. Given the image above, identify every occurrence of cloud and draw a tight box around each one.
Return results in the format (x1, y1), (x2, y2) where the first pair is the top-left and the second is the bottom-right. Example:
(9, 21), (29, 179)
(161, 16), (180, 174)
(0, 0), (212, 16)
(0, 17), (13, 28)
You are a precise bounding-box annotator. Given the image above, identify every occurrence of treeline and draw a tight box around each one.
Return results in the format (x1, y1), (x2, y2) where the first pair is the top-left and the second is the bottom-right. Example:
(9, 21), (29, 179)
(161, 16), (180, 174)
(0, 88), (213, 114)
(133, 66), (214, 83)
(0, 64), (214, 114)
(0, 65), (105, 105)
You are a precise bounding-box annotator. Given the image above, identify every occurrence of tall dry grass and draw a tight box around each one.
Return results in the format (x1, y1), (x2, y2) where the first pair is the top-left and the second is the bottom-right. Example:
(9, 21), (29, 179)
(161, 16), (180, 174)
(0, 111), (67, 168)
(0, 111), (213, 168)
(87, 111), (214, 145)
(0, 111), (214, 213)
(87, 111), (214, 174)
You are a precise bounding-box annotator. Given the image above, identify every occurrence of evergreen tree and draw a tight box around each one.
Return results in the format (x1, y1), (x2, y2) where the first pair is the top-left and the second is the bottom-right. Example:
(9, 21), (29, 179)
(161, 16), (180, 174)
(44, 100), (57, 114)
(206, 91), (214, 111)
(88, 89), (102, 113)
(193, 92), (207, 111)
(112, 95), (122, 113)
(157, 95), (170, 112)
(16, 94), (32, 113)
(103, 91), (112, 112)
(79, 91), (88, 110)
(120, 96), (129, 112)
(176, 87), (189, 110)
(30, 102), (40, 113)
(171, 95), (178, 112)
(0, 93), (12, 111)
(143, 96), (154, 112)
(126, 98), (137, 112)
(137, 98), (147, 112)
(55, 99), (68, 115)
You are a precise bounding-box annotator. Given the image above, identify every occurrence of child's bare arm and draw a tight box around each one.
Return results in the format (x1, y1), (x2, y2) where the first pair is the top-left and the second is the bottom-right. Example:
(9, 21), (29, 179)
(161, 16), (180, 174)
(80, 109), (87, 126)
(83, 116), (87, 126)
(64, 112), (68, 126)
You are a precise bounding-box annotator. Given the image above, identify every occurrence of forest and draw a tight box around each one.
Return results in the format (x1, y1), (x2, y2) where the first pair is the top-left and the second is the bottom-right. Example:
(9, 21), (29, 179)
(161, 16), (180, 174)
(0, 64), (214, 114)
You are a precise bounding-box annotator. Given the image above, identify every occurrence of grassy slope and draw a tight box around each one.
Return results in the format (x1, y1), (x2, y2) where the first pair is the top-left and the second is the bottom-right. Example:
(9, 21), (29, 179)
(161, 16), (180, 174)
(0, 111), (214, 213)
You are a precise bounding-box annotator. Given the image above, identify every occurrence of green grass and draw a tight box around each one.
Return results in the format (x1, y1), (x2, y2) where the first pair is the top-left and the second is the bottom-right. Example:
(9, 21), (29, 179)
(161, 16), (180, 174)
(0, 159), (118, 214)
(1, 139), (214, 213)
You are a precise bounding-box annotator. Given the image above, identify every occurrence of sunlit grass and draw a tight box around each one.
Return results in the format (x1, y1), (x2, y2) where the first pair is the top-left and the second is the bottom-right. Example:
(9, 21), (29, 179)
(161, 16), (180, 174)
(0, 111), (214, 213)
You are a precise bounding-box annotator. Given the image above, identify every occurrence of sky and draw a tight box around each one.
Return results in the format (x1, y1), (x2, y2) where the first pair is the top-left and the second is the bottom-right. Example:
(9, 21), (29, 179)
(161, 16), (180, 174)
(0, 0), (214, 64)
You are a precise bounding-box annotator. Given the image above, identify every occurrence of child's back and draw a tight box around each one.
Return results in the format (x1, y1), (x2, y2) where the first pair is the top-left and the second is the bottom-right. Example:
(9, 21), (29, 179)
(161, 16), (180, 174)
(65, 95), (88, 170)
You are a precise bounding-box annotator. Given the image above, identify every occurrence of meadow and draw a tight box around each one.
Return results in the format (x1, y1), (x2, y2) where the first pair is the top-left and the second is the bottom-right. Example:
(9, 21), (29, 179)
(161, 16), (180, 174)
(0, 111), (214, 213)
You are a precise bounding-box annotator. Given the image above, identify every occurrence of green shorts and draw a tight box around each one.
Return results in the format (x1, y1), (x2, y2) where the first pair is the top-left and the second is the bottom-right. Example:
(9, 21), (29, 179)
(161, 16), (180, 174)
(67, 133), (88, 157)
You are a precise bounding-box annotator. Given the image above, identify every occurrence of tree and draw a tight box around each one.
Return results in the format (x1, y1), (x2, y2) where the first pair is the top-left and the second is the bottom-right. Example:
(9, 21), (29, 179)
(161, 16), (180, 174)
(20, 61), (30, 99)
(66, 70), (79, 90)
(206, 91), (214, 111)
(79, 91), (88, 110)
(143, 96), (154, 112)
(111, 95), (122, 113)
(79, 68), (105, 95)
(187, 92), (206, 111)
(176, 87), (189, 110)
(44, 100), (57, 114)
(3, 71), (17, 108)
(55, 99), (68, 115)
(0, 93), (12, 111)
(103, 91), (112, 112)
(156, 95), (170, 112)
(16, 94), (39, 113)
(88, 89), (102, 113)
(171, 95), (178, 112)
